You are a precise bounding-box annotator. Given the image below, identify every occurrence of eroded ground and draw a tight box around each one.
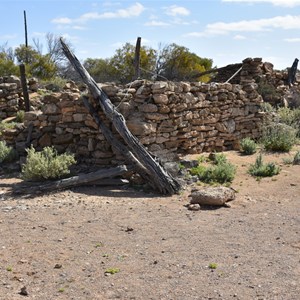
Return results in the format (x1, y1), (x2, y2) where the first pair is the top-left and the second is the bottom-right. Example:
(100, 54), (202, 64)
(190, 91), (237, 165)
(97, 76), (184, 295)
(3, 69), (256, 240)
(0, 150), (300, 300)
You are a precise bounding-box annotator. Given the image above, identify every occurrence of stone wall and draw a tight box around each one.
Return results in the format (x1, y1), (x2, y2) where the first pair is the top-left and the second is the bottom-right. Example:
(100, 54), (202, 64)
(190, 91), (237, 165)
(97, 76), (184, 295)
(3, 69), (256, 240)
(2, 79), (264, 165)
(0, 76), (23, 119)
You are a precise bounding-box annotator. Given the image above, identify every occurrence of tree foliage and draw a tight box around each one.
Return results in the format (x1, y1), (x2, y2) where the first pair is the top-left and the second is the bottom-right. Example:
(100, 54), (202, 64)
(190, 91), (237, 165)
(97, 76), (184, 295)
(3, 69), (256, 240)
(156, 43), (213, 82)
(14, 44), (57, 79)
(84, 43), (157, 83)
(0, 37), (213, 83)
(0, 52), (19, 76)
(84, 42), (213, 83)
(0, 34), (72, 80)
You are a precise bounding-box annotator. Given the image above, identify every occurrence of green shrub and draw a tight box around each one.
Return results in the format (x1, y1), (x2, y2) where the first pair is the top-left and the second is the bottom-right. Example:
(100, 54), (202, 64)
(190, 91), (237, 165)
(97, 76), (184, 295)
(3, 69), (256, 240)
(0, 141), (17, 163)
(256, 78), (280, 102)
(21, 146), (76, 181)
(190, 154), (236, 184)
(282, 157), (293, 165)
(277, 107), (300, 136)
(16, 110), (25, 123)
(0, 121), (16, 136)
(259, 102), (275, 113)
(209, 153), (228, 165)
(260, 122), (297, 152)
(293, 151), (300, 165)
(248, 154), (280, 177)
(240, 138), (257, 155)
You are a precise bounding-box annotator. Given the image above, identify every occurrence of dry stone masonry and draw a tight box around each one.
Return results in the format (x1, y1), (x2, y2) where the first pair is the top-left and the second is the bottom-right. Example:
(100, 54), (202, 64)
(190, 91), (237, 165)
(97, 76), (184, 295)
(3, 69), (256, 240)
(6, 57), (298, 165)
(2, 78), (263, 165)
(0, 76), (23, 119)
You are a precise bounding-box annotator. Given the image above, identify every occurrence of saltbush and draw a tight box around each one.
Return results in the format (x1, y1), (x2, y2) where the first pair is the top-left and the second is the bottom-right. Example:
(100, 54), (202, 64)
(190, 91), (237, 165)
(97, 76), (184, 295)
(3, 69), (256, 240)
(0, 141), (17, 163)
(260, 122), (297, 152)
(16, 110), (25, 123)
(248, 154), (280, 177)
(259, 102), (275, 113)
(240, 138), (257, 155)
(293, 151), (300, 165)
(22, 146), (76, 181)
(190, 154), (236, 184)
(277, 107), (300, 136)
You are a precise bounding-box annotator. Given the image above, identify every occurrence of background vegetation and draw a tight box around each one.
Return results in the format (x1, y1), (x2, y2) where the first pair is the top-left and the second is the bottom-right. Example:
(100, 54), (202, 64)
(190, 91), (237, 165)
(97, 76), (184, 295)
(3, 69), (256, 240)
(0, 34), (213, 84)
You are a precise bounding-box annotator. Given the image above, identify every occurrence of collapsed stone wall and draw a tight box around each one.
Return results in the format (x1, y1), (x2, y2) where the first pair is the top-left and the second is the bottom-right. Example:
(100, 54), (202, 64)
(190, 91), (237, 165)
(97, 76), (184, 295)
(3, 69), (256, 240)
(2, 79), (263, 165)
(0, 76), (23, 119)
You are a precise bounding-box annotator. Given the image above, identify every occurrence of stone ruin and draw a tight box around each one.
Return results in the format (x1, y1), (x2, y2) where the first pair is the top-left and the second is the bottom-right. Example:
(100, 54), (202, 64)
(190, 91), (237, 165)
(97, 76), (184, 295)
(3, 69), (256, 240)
(0, 57), (298, 166)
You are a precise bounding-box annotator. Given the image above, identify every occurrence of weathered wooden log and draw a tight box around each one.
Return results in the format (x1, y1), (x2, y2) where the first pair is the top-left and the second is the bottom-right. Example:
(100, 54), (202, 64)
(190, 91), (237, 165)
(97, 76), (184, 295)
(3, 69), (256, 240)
(82, 96), (153, 186)
(14, 165), (129, 194)
(60, 38), (181, 195)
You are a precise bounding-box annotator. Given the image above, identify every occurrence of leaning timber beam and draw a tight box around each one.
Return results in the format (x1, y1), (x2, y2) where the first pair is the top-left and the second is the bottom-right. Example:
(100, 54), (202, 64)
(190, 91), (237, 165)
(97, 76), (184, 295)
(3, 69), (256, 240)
(60, 38), (181, 195)
(82, 96), (153, 186)
(14, 165), (129, 194)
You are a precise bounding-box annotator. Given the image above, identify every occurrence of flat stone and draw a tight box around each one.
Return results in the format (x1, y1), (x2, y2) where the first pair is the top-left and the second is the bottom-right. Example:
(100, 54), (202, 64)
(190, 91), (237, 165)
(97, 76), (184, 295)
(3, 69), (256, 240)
(189, 187), (235, 206)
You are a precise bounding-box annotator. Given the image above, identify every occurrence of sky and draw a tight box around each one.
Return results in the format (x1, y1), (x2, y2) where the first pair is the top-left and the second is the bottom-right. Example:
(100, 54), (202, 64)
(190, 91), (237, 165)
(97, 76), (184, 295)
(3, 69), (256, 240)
(1, 0), (300, 70)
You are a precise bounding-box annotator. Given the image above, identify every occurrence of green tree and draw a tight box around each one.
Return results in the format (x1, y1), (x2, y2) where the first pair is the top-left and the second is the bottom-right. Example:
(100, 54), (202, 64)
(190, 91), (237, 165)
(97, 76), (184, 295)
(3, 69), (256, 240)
(0, 52), (19, 76)
(109, 42), (157, 83)
(0, 43), (19, 76)
(14, 44), (57, 79)
(84, 58), (116, 82)
(156, 43), (213, 82)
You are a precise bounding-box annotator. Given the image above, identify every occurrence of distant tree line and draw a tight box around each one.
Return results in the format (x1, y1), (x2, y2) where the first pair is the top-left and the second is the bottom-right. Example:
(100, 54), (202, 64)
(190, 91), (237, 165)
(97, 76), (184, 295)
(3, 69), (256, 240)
(0, 33), (213, 83)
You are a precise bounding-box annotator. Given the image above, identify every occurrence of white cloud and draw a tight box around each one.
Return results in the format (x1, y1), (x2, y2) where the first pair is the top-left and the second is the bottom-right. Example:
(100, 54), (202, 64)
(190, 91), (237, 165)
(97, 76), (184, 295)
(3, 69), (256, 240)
(144, 20), (170, 27)
(165, 5), (190, 16)
(78, 2), (144, 21)
(51, 2), (145, 26)
(186, 15), (300, 37)
(0, 34), (17, 40)
(284, 37), (300, 42)
(222, 0), (300, 7)
(234, 34), (247, 39)
(52, 17), (72, 24)
(32, 32), (45, 37)
(60, 33), (80, 43)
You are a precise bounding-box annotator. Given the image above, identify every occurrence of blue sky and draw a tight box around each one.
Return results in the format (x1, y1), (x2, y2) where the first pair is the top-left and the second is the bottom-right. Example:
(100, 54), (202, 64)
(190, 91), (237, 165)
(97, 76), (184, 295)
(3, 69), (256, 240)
(1, 0), (300, 70)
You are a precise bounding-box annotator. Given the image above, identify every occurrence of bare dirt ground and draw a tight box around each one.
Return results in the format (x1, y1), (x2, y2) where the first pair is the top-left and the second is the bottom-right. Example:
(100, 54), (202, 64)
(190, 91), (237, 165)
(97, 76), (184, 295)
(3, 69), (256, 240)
(0, 149), (300, 300)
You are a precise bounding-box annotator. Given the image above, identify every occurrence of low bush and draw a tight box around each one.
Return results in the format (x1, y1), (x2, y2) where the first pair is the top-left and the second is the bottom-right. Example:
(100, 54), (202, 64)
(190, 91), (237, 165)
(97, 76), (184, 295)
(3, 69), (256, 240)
(0, 121), (16, 136)
(22, 146), (76, 181)
(256, 78), (280, 102)
(293, 151), (300, 165)
(259, 102), (275, 113)
(209, 152), (227, 165)
(0, 141), (17, 163)
(190, 154), (236, 184)
(16, 110), (25, 123)
(248, 154), (280, 177)
(260, 122), (297, 152)
(240, 138), (257, 155)
(277, 107), (300, 137)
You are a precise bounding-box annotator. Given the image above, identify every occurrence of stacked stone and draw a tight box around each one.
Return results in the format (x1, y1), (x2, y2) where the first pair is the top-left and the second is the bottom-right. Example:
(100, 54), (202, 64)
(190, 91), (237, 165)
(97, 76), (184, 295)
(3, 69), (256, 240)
(0, 75), (22, 119)
(10, 79), (264, 165)
(240, 57), (263, 83)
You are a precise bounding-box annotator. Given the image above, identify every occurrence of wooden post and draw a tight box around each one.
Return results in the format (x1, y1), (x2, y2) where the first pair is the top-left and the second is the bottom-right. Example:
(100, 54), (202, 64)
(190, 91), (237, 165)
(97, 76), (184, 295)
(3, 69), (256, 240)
(23, 10), (29, 64)
(60, 38), (181, 195)
(133, 37), (141, 80)
(287, 58), (299, 86)
(19, 64), (30, 112)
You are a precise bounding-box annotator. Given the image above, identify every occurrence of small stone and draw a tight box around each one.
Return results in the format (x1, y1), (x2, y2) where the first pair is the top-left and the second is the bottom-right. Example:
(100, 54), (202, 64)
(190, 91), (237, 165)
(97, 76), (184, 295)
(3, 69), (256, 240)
(187, 203), (201, 211)
(125, 227), (134, 232)
(54, 264), (62, 269)
(19, 286), (28, 296)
